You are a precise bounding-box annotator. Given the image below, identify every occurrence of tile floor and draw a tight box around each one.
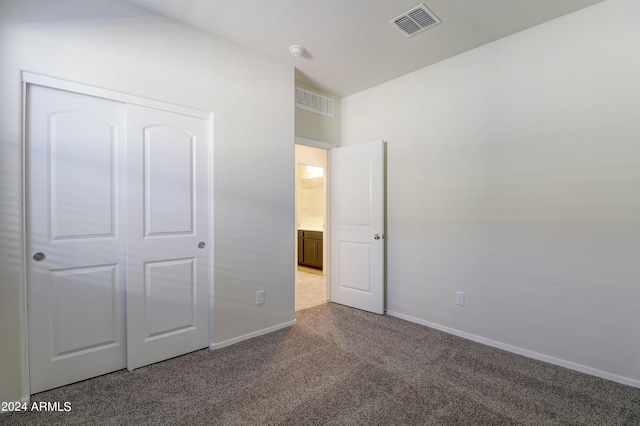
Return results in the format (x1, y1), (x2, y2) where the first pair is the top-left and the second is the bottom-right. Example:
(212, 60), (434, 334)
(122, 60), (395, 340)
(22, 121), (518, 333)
(295, 266), (327, 311)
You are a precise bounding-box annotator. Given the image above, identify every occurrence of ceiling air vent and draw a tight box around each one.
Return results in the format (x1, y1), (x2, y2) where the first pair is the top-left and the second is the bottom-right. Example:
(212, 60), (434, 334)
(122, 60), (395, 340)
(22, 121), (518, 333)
(390, 3), (441, 37)
(295, 87), (335, 118)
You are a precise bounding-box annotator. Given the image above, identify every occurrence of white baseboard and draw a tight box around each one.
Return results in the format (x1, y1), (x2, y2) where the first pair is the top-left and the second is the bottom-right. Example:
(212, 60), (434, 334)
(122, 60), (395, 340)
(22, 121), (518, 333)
(209, 319), (297, 351)
(0, 396), (30, 414)
(385, 310), (640, 389)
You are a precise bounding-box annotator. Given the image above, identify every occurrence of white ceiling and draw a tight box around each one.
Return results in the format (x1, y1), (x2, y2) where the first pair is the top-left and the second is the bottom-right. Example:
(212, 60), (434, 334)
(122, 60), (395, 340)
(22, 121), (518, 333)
(125, 0), (604, 97)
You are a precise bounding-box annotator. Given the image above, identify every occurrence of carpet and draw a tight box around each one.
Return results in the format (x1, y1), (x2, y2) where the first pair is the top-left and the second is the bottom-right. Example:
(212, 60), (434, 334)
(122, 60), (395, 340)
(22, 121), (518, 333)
(2, 303), (639, 425)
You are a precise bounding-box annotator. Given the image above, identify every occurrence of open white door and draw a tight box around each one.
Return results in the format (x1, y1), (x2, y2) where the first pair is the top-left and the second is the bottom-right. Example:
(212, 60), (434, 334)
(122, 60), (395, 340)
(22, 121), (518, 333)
(330, 140), (385, 314)
(126, 104), (211, 370)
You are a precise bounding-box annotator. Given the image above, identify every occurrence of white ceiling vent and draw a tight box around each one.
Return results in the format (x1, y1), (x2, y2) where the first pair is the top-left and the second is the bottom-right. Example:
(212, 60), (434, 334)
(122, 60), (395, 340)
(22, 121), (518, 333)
(295, 87), (335, 118)
(390, 4), (441, 37)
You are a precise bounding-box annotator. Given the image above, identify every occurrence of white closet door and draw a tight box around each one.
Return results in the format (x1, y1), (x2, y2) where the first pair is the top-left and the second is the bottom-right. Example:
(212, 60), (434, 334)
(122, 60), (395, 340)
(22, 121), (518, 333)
(126, 104), (211, 370)
(27, 85), (127, 393)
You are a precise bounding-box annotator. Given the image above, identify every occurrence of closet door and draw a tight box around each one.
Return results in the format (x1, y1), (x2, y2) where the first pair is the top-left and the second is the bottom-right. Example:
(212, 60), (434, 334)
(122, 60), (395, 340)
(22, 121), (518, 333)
(126, 104), (211, 370)
(27, 85), (127, 393)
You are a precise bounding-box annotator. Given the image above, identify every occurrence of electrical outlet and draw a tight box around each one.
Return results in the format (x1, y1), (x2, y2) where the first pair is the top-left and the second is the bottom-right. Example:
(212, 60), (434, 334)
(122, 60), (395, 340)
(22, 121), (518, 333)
(455, 291), (465, 306)
(256, 290), (265, 305)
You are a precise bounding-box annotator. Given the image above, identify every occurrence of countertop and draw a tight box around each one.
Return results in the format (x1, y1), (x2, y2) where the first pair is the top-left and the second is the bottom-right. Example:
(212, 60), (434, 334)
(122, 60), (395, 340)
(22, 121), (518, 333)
(298, 226), (323, 232)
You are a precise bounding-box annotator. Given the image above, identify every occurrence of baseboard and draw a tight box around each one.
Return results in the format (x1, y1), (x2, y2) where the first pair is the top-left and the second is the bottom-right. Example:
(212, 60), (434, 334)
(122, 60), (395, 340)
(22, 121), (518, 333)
(385, 310), (640, 389)
(209, 319), (297, 351)
(0, 395), (30, 414)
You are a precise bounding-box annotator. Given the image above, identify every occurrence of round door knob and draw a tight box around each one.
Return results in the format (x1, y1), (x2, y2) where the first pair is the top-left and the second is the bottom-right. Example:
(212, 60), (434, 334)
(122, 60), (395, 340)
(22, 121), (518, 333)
(198, 242), (206, 249)
(33, 252), (46, 262)
(374, 234), (381, 240)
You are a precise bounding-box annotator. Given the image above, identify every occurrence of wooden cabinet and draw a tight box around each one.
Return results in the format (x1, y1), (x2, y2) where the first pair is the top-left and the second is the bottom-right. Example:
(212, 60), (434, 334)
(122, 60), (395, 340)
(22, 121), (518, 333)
(298, 230), (323, 269)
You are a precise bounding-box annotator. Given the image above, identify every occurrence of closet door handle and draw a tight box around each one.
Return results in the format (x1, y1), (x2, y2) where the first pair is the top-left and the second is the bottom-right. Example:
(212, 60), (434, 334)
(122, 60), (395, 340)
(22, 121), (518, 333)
(198, 242), (206, 249)
(33, 252), (46, 262)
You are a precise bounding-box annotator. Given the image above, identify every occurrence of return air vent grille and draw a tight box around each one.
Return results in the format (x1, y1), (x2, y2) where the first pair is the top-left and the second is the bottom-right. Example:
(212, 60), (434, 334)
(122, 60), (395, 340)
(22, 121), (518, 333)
(390, 4), (441, 37)
(295, 87), (335, 118)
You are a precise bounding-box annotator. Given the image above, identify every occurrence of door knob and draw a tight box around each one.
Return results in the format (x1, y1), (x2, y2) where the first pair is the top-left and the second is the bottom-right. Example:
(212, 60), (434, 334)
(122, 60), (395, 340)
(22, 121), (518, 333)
(198, 242), (206, 249)
(374, 234), (381, 240)
(33, 252), (46, 262)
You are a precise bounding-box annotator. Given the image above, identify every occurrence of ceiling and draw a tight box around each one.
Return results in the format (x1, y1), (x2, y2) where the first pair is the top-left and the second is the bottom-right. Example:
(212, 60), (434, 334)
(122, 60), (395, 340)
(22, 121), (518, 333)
(125, 0), (604, 97)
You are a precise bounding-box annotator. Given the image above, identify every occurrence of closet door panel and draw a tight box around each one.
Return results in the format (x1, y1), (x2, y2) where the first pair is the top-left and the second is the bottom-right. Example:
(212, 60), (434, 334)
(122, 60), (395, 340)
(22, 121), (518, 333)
(27, 84), (127, 393)
(126, 104), (211, 370)
(144, 126), (195, 236)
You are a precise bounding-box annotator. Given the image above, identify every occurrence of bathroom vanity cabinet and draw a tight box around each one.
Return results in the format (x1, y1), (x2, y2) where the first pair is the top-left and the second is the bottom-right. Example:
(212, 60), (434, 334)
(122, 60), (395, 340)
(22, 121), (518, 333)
(298, 230), (323, 269)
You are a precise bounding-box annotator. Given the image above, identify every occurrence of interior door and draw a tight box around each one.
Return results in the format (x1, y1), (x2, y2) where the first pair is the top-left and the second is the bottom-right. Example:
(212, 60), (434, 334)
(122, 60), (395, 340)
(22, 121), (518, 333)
(126, 104), (211, 370)
(330, 140), (385, 314)
(27, 85), (127, 393)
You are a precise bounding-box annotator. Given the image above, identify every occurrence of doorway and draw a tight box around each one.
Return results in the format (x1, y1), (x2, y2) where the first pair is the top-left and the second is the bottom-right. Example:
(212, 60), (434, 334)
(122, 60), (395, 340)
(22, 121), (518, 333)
(294, 140), (386, 314)
(295, 144), (328, 311)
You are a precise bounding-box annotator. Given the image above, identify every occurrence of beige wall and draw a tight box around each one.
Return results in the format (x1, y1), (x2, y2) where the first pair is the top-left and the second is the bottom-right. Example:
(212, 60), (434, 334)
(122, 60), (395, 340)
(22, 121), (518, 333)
(341, 0), (640, 384)
(0, 0), (294, 402)
(295, 145), (327, 229)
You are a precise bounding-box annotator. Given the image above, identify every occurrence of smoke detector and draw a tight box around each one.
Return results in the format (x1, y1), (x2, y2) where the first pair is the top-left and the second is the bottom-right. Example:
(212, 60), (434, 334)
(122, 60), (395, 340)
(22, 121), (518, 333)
(289, 45), (305, 57)
(390, 4), (441, 37)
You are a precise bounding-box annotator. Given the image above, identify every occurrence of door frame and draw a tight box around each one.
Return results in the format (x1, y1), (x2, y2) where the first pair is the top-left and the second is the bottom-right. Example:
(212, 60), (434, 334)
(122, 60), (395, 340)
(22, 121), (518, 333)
(295, 137), (335, 305)
(21, 72), (215, 397)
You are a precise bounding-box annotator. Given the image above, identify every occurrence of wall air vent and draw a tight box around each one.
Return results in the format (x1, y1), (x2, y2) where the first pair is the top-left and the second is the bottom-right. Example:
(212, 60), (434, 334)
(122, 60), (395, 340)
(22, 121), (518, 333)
(390, 3), (441, 37)
(295, 87), (335, 118)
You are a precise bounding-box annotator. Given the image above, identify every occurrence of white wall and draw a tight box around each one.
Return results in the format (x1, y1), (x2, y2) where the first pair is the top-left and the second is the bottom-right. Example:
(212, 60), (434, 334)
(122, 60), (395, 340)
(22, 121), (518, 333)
(341, 0), (640, 384)
(0, 0), (294, 402)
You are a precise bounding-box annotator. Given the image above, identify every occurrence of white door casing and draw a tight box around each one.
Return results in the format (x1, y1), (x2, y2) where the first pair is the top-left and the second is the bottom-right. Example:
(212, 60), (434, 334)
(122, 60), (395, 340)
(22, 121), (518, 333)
(125, 104), (211, 370)
(27, 85), (127, 393)
(330, 141), (385, 314)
